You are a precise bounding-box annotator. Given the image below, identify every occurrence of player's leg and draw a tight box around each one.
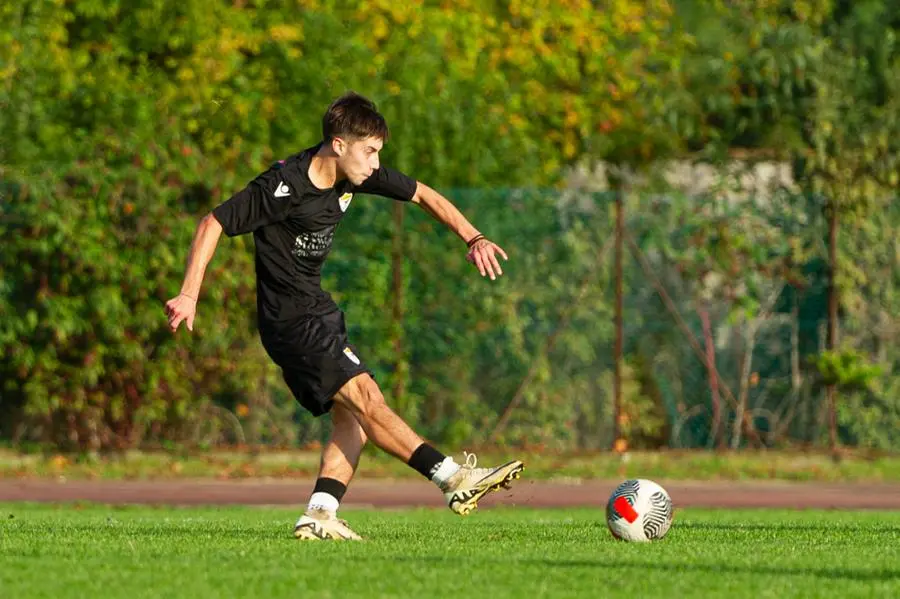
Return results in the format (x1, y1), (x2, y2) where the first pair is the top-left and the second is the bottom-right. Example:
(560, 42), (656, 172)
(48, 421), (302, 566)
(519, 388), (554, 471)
(318, 402), (367, 485)
(332, 372), (421, 460)
(332, 373), (524, 515)
(294, 404), (367, 540)
(262, 314), (375, 540)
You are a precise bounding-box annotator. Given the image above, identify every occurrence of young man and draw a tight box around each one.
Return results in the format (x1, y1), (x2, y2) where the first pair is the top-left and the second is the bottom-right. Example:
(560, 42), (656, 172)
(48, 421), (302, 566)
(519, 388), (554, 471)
(165, 92), (523, 540)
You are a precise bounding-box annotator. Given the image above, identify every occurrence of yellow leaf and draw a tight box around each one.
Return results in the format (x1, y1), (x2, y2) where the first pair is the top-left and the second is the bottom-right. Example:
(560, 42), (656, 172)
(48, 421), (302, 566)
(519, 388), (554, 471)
(374, 15), (389, 41)
(268, 25), (303, 43)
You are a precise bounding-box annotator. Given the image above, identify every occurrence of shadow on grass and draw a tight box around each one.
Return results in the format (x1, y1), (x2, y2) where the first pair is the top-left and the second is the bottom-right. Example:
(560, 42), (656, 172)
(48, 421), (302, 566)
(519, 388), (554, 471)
(6, 522), (278, 541)
(359, 554), (900, 583)
(677, 521), (900, 536)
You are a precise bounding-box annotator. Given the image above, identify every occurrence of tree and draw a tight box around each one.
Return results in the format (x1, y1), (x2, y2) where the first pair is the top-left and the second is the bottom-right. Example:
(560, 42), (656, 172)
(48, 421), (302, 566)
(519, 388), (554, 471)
(794, 29), (900, 451)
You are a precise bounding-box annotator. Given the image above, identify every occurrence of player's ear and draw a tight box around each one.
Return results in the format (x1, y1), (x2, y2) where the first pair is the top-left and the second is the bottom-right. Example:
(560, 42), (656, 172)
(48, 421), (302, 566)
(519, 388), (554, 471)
(332, 136), (347, 157)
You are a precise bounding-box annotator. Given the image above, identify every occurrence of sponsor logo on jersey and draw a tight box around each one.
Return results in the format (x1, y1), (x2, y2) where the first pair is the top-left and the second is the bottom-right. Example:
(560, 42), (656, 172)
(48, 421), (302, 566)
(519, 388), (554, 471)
(274, 182), (291, 198)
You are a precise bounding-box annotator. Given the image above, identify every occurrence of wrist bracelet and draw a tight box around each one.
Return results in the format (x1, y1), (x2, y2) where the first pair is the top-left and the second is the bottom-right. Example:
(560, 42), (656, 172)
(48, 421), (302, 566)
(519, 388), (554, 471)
(466, 234), (486, 248)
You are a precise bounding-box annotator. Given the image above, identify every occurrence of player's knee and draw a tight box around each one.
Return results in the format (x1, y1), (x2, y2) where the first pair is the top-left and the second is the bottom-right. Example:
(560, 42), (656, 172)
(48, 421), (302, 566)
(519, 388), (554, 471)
(356, 377), (387, 418)
(335, 374), (385, 418)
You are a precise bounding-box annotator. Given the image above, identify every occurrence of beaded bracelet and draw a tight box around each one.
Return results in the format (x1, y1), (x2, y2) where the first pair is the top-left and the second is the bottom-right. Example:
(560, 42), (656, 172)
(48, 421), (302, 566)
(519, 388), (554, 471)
(466, 234), (486, 248)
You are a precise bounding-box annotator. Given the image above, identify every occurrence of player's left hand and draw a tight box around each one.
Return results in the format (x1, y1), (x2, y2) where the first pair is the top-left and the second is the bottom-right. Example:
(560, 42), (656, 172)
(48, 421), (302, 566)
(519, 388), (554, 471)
(466, 238), (508, 280)
(165, 293), (198, 332)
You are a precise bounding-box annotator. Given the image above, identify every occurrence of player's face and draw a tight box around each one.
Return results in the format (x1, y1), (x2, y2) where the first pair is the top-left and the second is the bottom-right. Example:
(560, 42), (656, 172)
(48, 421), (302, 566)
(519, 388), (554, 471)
(335, 136), (383, 185)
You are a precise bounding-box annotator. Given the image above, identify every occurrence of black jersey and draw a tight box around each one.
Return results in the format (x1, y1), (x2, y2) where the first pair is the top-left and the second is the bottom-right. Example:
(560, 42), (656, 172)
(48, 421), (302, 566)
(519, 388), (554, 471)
(212, 144), (417, 327)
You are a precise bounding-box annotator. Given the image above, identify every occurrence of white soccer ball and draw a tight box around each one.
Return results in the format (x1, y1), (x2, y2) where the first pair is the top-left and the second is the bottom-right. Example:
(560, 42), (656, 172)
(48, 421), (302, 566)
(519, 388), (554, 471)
(606, 478), (674, 542)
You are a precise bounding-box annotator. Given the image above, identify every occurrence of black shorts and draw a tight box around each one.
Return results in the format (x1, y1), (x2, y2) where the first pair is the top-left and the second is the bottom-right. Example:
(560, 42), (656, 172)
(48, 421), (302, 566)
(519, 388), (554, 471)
(260, 310), (373, 416)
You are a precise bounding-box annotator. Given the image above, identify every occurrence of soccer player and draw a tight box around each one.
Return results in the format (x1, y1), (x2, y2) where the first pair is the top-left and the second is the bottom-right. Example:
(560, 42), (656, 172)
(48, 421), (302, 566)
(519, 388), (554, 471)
(165, 92), (524, 540)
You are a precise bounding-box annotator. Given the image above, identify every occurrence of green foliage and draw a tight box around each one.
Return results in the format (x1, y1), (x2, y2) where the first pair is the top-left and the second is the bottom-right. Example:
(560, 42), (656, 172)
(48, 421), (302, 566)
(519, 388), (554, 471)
(810, 349), (883, 389)
(674, 0), (830, 153)
(3, 0), (900, 451)
(0, 160), (284, 449)
(838, 384), (900, 450)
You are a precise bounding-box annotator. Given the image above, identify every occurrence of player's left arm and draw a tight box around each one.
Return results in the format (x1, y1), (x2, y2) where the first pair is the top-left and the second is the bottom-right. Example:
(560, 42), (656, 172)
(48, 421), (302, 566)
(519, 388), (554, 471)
(412, 182), (508, 281)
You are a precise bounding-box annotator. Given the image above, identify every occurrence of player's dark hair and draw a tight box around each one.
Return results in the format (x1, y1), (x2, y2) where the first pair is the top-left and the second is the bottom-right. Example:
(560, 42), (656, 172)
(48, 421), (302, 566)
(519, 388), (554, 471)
(322, 92), (389, 142)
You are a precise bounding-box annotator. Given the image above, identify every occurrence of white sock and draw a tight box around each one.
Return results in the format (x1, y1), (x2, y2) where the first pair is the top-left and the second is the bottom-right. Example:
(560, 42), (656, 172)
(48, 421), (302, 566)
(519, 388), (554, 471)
(307, 492), (340, 514)
(430, 457), (461, 486)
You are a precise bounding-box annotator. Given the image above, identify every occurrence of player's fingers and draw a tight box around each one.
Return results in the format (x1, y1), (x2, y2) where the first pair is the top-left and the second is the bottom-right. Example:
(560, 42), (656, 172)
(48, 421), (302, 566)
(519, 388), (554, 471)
(474, 252), (487, 277)
(495, 244), (509, 261)
(169, 314), (184, 332)
(187, 313), (195, 332)
(487, 248), (503, 277)
(479, 250), (497, 280)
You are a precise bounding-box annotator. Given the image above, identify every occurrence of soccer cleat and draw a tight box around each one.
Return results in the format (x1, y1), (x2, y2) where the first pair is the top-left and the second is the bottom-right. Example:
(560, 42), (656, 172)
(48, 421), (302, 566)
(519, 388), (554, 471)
(293, 508), (363, 541)
(440, 452), (524, 516)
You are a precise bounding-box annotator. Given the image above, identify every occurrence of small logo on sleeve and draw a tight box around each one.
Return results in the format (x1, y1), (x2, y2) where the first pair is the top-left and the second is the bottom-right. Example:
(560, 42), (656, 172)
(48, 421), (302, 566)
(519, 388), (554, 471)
(339, 192), (353, 212)
(343, 347), (361, 365)
(274, 182), (291, 198)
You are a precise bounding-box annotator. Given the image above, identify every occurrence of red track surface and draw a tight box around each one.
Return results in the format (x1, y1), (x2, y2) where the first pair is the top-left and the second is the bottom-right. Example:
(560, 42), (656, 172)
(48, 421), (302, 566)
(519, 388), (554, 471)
(2, 479), (899, 509)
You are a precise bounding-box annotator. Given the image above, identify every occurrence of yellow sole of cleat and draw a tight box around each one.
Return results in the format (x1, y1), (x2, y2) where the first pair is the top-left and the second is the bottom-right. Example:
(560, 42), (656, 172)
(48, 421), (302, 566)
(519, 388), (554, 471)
(294, 530), (325, 540)
(456, 462), (525, 516)
(294, 529), (362, 541)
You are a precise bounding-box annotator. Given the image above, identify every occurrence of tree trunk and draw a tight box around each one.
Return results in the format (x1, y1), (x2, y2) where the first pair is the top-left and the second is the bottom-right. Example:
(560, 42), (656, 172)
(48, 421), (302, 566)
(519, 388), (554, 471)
(698, 306), (722, 448)
(613, 188), (625, 451)
(791, 295), (803, 441)
(826, 205), (839, 453)
(731, 322), (759, 450)
(391, 202), (408, 414)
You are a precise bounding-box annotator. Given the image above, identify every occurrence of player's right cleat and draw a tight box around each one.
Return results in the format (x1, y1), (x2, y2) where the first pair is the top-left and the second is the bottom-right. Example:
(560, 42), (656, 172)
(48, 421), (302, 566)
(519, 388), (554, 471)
(440, 452), (524, 516)
(293, 508), (363, 541)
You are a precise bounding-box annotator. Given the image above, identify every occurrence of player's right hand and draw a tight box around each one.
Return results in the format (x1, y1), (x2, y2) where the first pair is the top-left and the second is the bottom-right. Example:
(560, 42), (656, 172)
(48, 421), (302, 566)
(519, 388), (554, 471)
(165, 293), (198, 332)
(466, 237), (508, 281)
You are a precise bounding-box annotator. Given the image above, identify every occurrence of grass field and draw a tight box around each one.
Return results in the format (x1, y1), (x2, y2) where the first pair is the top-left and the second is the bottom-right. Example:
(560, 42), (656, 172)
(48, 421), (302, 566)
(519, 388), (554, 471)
(5, 448), (900, 482)
(2, 504), (898, 598)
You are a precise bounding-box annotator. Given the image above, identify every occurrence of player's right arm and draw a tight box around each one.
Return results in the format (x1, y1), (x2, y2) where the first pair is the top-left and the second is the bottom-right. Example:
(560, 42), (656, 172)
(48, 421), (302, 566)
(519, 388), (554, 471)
(165, 166), (291, 333)
(165, 213), (223, 332)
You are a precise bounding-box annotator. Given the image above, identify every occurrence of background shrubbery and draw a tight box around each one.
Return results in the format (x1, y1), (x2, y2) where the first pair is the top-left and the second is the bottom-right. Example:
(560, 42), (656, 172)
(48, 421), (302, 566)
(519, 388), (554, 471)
(2, 1), (899, 451)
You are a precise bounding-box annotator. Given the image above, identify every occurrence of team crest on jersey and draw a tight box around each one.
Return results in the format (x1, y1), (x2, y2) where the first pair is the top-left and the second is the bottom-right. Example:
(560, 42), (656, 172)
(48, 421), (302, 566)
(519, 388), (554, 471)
(343, 347), (361, 365)
(339, 192), (353, 212)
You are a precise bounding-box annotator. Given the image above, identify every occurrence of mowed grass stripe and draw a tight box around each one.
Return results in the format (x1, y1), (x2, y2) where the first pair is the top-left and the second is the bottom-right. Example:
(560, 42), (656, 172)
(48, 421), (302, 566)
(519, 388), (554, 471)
(1, 505), (899, 599)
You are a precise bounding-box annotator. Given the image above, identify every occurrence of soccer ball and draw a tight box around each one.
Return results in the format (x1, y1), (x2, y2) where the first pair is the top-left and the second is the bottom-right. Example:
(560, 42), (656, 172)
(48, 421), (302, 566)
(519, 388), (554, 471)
(606, 479), (674, 542)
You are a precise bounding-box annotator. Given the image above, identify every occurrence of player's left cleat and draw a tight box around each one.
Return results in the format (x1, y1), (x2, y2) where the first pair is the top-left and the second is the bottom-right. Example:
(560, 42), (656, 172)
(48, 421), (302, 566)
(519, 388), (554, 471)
(440, 452), (524, 516)
(293, 508), (363, 540)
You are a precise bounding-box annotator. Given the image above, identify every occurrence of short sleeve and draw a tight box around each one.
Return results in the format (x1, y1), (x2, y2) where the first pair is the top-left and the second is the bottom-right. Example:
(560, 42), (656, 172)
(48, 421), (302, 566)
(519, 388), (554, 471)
(353, 166), (417, 202)
(212, 167), (294, 236)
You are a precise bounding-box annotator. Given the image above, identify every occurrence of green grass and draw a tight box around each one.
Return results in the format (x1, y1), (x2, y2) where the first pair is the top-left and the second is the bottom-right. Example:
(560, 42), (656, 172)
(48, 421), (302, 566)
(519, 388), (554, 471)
(2, 505), (899, 598)
(4, 448), (900, 482)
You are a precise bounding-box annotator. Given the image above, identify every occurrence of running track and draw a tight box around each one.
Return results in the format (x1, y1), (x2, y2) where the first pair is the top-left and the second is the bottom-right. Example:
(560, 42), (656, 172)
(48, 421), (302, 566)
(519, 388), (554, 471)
(2, 479), (898, 509)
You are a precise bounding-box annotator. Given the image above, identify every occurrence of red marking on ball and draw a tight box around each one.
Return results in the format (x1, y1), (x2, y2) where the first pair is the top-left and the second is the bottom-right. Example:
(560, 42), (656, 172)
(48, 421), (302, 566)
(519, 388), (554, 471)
(614, 496), (639, 523)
